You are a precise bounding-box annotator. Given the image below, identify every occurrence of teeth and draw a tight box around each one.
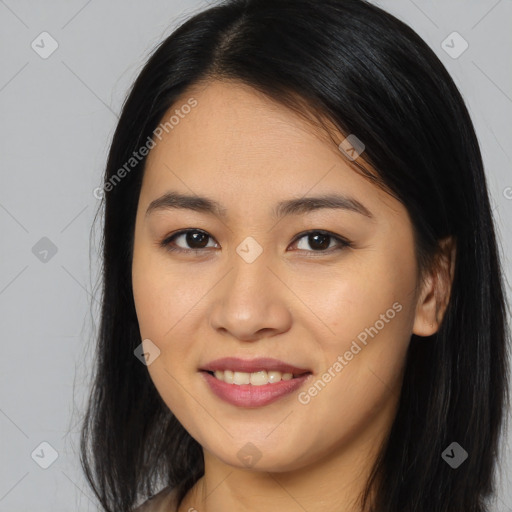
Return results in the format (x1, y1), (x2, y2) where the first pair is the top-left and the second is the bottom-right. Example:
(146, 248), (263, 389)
(212, 369), (294, 385)
(233, 371), (250, 385)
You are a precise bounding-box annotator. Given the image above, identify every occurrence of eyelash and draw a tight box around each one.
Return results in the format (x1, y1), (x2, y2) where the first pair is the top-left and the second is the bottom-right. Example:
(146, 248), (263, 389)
(159, 228), (352, 256)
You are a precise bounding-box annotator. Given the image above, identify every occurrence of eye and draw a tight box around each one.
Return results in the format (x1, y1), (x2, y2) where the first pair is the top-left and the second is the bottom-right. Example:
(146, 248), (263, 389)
(160, 229), (218, 253)
(290, 230), (352, 254)
(159, 229), (352, 255)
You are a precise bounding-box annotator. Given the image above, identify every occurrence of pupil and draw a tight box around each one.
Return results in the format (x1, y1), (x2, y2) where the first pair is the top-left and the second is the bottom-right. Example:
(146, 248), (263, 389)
(310, 233), (329, 250)
(187, 231), (208, 248)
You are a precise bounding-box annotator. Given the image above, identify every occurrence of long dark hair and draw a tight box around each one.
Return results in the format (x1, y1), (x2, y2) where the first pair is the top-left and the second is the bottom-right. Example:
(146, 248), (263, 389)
(80, 1), (510, 510)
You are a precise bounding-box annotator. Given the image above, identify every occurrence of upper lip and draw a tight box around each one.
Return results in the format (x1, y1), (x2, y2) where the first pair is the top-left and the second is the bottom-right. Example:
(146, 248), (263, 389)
(200, 357), (311, 375)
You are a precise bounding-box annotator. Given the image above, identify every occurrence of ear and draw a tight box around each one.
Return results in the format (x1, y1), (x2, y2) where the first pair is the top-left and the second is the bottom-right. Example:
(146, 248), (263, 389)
(412, 236), (456, 337)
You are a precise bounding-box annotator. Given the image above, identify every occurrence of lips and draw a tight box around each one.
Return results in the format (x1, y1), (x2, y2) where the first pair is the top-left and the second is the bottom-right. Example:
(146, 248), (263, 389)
(201, 370), (311, 407)
(199, 357), (311, 376)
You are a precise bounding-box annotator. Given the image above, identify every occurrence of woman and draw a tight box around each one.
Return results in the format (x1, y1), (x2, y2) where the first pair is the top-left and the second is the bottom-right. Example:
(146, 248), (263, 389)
(80, 0), (510, 511)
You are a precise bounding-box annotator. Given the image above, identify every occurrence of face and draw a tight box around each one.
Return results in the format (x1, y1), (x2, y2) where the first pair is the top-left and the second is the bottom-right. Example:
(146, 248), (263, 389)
(131, 80), (431, 473)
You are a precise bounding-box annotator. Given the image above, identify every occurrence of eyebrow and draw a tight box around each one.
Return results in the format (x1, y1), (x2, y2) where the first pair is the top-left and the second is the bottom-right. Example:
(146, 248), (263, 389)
(145, 191), (374, 220)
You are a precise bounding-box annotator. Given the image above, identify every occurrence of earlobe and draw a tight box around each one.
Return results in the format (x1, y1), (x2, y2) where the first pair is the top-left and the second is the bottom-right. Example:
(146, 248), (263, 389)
(412, 236), (456, 337)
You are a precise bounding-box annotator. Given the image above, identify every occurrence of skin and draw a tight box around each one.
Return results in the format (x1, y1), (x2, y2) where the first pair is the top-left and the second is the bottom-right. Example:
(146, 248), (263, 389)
(131, 80), (455, 512)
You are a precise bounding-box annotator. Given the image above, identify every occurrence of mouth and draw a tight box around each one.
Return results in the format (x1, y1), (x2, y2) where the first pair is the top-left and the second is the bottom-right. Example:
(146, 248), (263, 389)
(199, 356), (312, 384)
(201, 369), (310, 385)
(199, 357), (313, 407)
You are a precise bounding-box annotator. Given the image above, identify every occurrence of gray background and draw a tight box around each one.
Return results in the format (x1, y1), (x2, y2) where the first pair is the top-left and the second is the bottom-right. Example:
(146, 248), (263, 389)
(0, 0), (511, 510)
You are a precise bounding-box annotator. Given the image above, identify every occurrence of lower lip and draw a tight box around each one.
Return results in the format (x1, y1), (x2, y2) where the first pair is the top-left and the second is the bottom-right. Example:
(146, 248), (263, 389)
(200, 371), (312, 408)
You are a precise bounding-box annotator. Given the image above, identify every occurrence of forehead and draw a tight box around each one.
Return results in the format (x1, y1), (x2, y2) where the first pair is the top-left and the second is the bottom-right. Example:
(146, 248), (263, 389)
(141, 80), (401, 220)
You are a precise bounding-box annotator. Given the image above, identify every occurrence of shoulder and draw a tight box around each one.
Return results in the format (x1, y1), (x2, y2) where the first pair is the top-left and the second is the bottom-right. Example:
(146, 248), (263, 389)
(133, 486), (178, 512)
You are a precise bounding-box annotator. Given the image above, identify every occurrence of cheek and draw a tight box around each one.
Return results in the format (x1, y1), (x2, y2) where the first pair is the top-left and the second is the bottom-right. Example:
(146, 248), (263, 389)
(131, 250), (201, 415)
(132, 243), (190, 339)
(302, 250), (416, 341)
(132, 242), (178, 345)
(296, 240), (418, 400)
(131, 247), (214, 385)
(295, 256), (415, 431)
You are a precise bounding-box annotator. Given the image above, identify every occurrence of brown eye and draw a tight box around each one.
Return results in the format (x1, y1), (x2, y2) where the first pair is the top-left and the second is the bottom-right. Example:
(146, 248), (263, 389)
(160, 229), (218, 252)
(160, 228), (351, 255)
(290, 230), (352, 253)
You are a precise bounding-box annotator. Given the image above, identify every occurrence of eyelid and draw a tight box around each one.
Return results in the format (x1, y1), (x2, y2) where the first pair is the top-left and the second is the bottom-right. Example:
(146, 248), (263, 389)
(159, 228), (218, 252)
(159, 228), (352, 254)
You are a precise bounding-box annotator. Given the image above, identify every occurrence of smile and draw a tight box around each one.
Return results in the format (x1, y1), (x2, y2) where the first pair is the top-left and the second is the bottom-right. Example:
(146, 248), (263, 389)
(200, 370), (312, 407)
(209, 369), (296, 385)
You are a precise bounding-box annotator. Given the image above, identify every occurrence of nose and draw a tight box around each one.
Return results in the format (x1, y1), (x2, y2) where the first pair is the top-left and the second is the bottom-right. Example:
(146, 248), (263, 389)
(208, 251), (293, 342)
